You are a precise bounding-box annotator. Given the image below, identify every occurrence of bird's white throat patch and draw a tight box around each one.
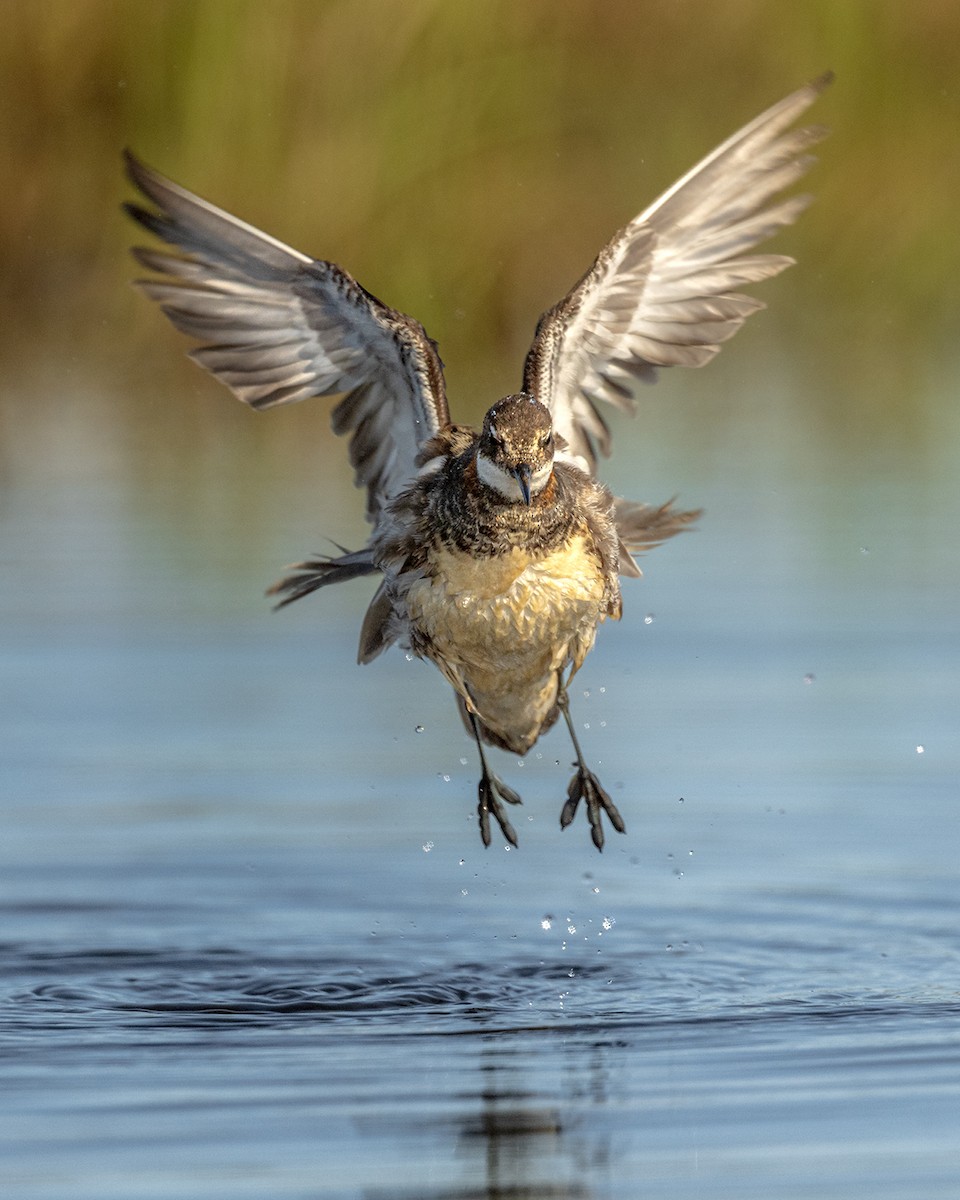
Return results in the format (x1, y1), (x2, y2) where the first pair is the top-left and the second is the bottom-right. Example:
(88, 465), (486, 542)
(476, 452), (552, 501)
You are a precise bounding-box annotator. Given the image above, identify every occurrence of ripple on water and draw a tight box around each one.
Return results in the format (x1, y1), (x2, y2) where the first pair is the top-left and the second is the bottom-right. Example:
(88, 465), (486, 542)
(5, 944), (960, 1050)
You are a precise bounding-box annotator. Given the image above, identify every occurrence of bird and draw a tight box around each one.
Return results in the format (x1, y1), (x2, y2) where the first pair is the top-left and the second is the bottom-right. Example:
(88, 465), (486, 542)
(124, 72), (831, 851)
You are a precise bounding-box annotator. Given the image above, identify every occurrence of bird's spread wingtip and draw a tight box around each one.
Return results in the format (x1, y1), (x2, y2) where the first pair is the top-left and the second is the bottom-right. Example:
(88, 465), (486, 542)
(122, 147), (148, 186)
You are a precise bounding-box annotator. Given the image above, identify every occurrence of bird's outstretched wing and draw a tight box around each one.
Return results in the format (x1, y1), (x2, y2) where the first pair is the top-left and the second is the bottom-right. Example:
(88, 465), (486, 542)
(522, 73), (832, 475)
(123, 151), (449, 526)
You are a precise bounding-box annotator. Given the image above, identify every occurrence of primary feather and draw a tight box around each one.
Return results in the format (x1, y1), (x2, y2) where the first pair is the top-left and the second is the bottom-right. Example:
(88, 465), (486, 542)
(522, 72), (832, 475)
(124, 150), (448, 527)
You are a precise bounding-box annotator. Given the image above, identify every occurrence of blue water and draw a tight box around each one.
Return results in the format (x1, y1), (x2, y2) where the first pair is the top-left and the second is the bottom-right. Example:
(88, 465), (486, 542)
(2, 383), (959, 1198)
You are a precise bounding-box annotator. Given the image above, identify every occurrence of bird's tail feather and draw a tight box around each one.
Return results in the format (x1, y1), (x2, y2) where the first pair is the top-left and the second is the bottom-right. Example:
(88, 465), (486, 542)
(615, 498), (702, 576)
(267, 545), (379, 609)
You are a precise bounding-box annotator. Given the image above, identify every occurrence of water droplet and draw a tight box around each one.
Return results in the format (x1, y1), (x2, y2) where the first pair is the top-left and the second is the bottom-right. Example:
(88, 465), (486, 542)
(859, 546), (870, 555)
(601, 916), (614, 931)
(803, 673), (815, 685)
(582, 688), (591, 699)
(592, 886), (600, 895)
(540, 915), (553, 930)
(458, 858), (465, 866)
(916, 744), (925, 755)
(567, 924), (577, 934)
(422, 841), (434, 853)
(439, 773), (451, 782)
(415, 724), (425, 734)
(644, 613), (655, 624)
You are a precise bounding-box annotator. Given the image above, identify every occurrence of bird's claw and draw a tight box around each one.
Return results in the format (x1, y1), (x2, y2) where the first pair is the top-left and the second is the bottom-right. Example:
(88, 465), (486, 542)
(560, 768), (625, 852)
(478, 775), (522, 848)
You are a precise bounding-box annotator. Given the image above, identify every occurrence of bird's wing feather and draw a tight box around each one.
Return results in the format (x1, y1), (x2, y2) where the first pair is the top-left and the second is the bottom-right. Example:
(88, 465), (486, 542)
(124, 150), (449, 526)
(522, 73), (832, 475)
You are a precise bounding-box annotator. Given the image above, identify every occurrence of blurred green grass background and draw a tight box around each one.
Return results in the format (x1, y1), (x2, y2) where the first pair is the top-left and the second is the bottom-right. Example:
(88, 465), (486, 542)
(1, 0), (957, 507)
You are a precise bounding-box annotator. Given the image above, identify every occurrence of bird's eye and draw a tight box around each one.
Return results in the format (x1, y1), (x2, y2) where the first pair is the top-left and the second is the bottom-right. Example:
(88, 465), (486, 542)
(541, 433), (554, 450)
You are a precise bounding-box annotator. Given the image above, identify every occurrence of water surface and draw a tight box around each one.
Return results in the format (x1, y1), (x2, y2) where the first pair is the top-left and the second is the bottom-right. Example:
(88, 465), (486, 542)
(2, 379), (958, 1199)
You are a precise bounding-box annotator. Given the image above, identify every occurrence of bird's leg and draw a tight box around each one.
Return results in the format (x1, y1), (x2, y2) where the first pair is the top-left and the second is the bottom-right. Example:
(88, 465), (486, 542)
(469, 711), (522, 848)
(557, 677), (626, 852)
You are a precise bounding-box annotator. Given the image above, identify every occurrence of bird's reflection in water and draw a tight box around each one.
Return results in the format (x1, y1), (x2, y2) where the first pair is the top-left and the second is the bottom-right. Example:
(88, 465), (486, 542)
(363, 1043), (608, 1199)
(456, 1093), (593, 1200)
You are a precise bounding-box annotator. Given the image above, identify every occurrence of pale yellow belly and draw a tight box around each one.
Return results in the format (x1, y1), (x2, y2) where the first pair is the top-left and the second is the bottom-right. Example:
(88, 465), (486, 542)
(404, 536), (609, 752)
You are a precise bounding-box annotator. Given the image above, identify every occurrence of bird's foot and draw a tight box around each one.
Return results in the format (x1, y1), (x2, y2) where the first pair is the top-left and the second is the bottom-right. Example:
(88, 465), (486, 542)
(560, 768), (625, 852)
(478, 774), (523, 848)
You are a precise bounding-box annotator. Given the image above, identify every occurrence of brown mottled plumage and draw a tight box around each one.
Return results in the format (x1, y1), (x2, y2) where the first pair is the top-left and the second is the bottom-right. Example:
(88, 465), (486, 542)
(124, 73), (830, 850)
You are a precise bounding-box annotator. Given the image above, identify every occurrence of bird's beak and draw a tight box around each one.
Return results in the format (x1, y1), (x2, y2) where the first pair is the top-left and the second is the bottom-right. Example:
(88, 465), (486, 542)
(513, 465), (532, 505)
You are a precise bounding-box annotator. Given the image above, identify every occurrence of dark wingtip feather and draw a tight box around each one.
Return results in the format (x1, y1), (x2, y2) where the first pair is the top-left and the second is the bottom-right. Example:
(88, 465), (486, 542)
(123, 200), (166, 240)
(122, 148), (169, 202)
(121, 146), (139, 182)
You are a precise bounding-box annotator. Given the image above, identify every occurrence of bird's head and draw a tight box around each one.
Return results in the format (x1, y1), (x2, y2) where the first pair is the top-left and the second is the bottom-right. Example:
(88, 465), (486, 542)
(476, 394), (555, 505)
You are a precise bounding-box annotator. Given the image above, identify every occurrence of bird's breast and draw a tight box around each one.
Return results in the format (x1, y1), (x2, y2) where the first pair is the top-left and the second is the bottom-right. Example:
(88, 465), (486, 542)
(404, 535), (609, 668)
(399, 533), (616, 753)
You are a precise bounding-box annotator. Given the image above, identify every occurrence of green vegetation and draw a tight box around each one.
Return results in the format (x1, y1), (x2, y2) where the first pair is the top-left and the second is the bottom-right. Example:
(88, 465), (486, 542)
(2, 1), (957, 450)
